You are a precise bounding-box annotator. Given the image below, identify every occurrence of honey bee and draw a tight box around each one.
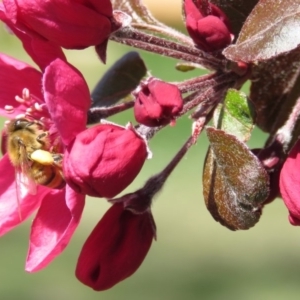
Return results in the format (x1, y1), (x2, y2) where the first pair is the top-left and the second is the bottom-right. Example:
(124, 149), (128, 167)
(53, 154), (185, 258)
(6, 118), (65, 194)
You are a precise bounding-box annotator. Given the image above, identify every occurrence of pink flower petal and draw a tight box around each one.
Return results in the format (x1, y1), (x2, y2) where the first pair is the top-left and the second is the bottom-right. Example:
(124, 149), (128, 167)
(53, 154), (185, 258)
(43, 59), (90, 146)
(0, 5), (66, 71)
(0, 54), (43, 117)
(0, 155), (45, 236)
(280, 140), (300, 225)
(3, 0), (112, 49)
(26, 185), (85, 272)
(25, 39), (66, 71)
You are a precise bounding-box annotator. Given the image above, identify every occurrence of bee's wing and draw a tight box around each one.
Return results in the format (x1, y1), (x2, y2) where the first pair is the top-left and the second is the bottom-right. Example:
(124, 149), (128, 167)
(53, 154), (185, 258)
(15, 145), (37, 198)
(15, 168), (37, 197)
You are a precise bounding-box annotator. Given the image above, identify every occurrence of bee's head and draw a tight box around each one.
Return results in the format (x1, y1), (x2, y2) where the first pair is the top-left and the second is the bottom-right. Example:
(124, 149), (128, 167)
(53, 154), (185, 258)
(10, 118), (32, 132)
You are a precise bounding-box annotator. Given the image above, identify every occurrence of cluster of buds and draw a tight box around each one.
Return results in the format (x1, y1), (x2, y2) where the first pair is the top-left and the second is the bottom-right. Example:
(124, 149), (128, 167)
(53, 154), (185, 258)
(0, 0), (299, 294)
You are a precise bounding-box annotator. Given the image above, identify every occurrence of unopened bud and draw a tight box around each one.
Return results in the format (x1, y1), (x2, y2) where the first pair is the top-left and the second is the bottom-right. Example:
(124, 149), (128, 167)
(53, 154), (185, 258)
(134, 78), (183, 127)
(183, 0), (233, 52)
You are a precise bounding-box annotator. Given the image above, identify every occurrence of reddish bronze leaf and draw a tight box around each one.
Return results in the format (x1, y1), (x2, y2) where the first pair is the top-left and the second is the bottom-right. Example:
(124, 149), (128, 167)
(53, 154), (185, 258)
(203, 127), (269, 230)
(250, 48), (300, 134)
(223, 0), (300, 62)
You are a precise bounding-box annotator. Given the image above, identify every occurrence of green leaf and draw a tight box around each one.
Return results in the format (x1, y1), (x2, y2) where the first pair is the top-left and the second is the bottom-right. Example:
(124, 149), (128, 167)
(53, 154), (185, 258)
(223, 0), (300, 62)
(203, 128), (269, 230)
(91, 52), (147, 107)
(213, 88), (255, 142)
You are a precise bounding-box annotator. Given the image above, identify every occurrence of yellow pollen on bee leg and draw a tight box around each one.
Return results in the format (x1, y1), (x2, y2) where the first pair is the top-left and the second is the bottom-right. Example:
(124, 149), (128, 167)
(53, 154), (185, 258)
(30, 149), (54, 165)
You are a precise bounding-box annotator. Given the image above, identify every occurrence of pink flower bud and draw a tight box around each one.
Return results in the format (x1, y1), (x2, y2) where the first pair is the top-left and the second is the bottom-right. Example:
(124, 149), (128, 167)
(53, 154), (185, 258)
(134, 78), (183, 127)
(3, 0), (113, 50)
(76, 203), (156, 291)
(280, 140), (300, 225)
(184, 0), (232, 51)
(64, 124), (148, 198)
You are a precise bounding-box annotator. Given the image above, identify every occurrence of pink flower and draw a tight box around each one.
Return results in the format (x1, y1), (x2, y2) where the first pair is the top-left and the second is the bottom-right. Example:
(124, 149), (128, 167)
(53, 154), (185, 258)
(183, 0), (232, 52)
(64, 123), (149, 198)
(43, 58), (149, 199)
(134, 78), (183, 127)
(0, 54), (87, 271)
(280, 140), (300, 225)
(1, 0), (113, 54)
(0, 52), (149, 275)
(76, 203), (156, 291)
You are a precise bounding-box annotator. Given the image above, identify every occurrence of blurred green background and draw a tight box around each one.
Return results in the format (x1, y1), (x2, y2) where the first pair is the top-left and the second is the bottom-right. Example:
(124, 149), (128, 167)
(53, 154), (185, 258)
(1, 5), (300, 300)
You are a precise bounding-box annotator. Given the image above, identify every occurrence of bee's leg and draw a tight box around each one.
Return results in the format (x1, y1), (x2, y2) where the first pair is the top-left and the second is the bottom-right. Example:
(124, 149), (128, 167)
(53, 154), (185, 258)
(52, 154), (63, 168)
(36, 131), (49, 145)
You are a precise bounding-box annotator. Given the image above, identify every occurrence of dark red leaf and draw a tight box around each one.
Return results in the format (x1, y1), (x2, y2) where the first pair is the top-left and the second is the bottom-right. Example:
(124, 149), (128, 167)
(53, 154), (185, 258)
(91, 52), (147, 107)
(203, 127), (269, 230)
(250, 48), (300, 134)
(223, 0), (300, 62)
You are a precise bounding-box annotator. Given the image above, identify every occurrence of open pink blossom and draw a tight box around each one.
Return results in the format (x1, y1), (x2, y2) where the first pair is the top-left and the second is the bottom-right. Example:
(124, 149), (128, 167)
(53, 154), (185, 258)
(1, 0), (114, 60)
(0, 52), (149, 274)
(0, 53), (86, 272)
(76, 203), (156, 291)
(41, 58), (149, 198)
(280, 140), (300, 225)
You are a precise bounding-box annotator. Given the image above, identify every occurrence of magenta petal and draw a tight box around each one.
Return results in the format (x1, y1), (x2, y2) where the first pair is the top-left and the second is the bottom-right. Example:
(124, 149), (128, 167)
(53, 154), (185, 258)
(3, 0), (112, 49)
(0, 54), (43, 117)
(43, 59), (90, 145)
(0, 155), (44, 236)
(25, 39), (66, 71)
(280, 140), (300, 225)
(0, 5), (65, 71)
(25, 185), (85, 272)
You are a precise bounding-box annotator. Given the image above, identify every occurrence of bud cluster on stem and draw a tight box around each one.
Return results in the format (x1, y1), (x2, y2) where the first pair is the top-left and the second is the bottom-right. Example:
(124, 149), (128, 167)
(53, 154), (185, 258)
(2, 0), (293, 293)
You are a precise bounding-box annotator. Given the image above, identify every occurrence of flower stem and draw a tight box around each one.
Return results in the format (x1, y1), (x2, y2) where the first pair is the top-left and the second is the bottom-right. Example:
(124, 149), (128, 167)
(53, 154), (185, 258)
(132, 23), (195, 46)
(142, 131), (201, 198)
(110, 27), (224, 70)
(175, 72), (217, 93)
(87, 101), (134, 124)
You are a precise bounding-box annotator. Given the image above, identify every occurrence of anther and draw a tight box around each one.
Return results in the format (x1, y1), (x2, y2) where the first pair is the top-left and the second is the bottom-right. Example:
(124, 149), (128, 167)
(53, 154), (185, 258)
(4, 105), (14, 113)
(22, 88), (30, 101)
(15, 113), (26, 119)
(34, 103), (43, 111)
(15, 95), (25, 104)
